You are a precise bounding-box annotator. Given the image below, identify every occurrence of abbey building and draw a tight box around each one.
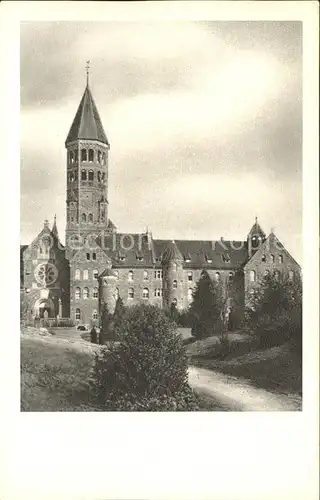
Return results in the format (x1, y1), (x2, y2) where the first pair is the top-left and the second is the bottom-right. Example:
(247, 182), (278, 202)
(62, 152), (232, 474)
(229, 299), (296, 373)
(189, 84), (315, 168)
(20, 81), (301, 327)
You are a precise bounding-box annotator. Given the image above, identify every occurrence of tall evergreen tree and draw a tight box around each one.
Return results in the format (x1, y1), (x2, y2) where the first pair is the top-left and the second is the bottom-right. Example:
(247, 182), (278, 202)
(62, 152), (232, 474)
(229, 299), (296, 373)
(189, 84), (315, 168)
(189, 270), (223, 338)
(113, 296), (126, 339)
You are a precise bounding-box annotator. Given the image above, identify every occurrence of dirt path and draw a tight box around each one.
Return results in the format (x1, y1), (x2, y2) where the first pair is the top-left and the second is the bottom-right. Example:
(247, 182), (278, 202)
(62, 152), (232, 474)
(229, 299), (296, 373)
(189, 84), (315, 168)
(188, 366), (301, 411)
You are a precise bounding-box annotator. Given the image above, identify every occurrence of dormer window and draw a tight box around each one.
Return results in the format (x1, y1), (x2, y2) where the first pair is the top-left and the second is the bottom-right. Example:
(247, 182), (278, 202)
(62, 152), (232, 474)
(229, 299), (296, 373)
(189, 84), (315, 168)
(184, 253), (191, 263)
(136, 253), (143, 262)
(222, 254), (230, 263)
(205, 255), (212, 264)
(262, 254), (266, 262)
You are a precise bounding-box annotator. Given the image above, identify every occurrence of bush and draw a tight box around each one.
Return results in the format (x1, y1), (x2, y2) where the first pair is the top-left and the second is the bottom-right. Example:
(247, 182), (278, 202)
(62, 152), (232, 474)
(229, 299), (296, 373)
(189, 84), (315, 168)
(90, 304), (191, 410)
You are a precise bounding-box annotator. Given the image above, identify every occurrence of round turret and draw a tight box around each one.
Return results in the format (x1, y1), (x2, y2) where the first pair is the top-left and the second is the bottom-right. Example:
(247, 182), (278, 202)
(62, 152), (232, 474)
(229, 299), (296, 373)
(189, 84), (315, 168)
(161, 240), (184, 310)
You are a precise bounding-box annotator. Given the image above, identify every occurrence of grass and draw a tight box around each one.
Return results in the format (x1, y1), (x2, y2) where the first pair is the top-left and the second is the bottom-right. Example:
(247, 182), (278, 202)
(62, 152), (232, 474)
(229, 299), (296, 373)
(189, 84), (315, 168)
(21, 328), (224, 411)
(191, 343), (302, 396)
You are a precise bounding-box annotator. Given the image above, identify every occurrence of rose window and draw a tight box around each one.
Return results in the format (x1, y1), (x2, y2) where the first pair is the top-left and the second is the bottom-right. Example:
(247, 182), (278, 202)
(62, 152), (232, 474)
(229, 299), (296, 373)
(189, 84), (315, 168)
(34, 263), (58, 286)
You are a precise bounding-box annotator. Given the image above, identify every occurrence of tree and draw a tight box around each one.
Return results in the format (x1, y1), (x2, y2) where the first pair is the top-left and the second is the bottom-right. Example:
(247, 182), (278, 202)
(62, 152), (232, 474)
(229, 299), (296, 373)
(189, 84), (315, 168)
(247, 275), (302, 351)
(90, 304), (196, 411)
(189, 270), (223, 338)
(113, 296), (126, 339)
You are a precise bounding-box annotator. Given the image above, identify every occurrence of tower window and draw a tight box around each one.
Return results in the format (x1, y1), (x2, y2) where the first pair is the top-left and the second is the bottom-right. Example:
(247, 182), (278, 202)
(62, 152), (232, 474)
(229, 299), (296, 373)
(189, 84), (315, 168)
(173, 280), (178, 289)
(83, 287), (89, 299)
(88, 170), (94, 181)
(215, 272), (220, 282)
(75, 308), (81, 320)
(92, 252), (96, 260)
(82, 213), (87, 222)
(88, 213), (93, 223)
(93, 287), (98, 298)
(81, 169), (87, 181)
(83, 270), (88, 280)
(187, 272), (193, 281)
(97, 151), (102, 163)
(81, 149), (87, 161)
(75, 288), (81, 300)
(262, 254), (266, 262)
(88, 149), (94, 162)
(69, 151), (74, 164)
(143, 270), (148, 280)
(75, 269), (80, 280)
(93, 269), (98, 279)
(101, 153), (106, 165)
(142, 288), (149, 299)
(128, 270), (134, 281)
(250, 270), (256, 282)
(92, 309), (98, 320)
(128, 287), (134, 299)
(97, 171), (102, 183)
(74, 150), (78, 162)
(279, 255), (283, 264)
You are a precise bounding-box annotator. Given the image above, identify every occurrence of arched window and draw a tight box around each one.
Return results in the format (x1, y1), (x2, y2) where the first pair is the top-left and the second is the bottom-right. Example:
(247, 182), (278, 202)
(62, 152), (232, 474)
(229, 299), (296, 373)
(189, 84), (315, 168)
(188, 288), (193, 302)
(81, 149), (87, 161)
(88, 213), (93, 222)
(83, 287), (89, 299)
(274, 270), (280, 281)
(101, 152), (105, 165)
(271, 254), (275, 263)
(81, 213), (86, 222)
(279, 255), (283, 264)
(143, 270), (148, 280)
(75, 269), (80, 280)
(215, 272), (220, 282)
(81, 169), (87, 181)
(74, 149), (78, 162)
(75, 287), (81, 300)
(88, 170), (94, 181)
(75, 308), (81, 320)
(83, 270), (88, 280)
(142, 288), (149, 299)
(69, 151), (74, 164)
(128, 287), (134, 299)
(92, 309), (98, 320)
(97, 151), (102, 163)
(188, 272), (193, 282)
(93, 269), (98, 279)
(93, 287), (98, 298)
(173, 280), (177, 289)
(92, 252), (96, 260)
(88, 149), (94, 162)
(128, 270), (133, 281)
(288, 270), (294, 282)
(154, 288), (162, 297)
(250, 270), (256, 282)
(97, 171), (102, 183)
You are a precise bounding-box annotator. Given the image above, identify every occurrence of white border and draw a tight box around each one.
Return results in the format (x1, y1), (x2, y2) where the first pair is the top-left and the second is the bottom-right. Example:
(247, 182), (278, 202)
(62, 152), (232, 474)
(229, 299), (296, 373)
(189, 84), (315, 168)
(0, 2), (318, 500)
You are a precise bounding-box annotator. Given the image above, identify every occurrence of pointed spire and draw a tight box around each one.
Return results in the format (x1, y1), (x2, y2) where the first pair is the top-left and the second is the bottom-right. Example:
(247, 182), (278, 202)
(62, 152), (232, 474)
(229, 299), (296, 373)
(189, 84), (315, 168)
(65, 81), (109, 146)
(86, 60), (90, 86)
(248, 216), (266, 238)
(162, 240), (183, 264)
(52, 214), (58, 238)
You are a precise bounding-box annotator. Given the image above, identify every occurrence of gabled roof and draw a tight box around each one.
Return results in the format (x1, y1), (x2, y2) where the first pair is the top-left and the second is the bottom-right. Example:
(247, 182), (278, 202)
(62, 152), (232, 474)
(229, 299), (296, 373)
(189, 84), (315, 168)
(96, 233), (154, 268)
(244, 232), (301, 269)
(65, 84), (109, 146)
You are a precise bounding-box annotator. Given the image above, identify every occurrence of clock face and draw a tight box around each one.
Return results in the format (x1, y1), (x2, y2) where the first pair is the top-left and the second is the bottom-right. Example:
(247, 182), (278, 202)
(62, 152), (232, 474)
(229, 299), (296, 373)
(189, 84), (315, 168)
(34, 263), (58, 286)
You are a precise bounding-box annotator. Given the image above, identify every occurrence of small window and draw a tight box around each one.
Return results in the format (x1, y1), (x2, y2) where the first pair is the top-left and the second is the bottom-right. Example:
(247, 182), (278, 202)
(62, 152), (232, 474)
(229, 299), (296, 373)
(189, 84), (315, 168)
(88, 149), (94, 162)
(92, 252), (96, 260)
(262, 254), (266, 262)
(101, 152), (105, 165)
(142, 288), (149, 299)
(88, 213), (93, 223)
(173, 280), (178, 289)
(81, 169), (87, 181)
(83, 287), (89, 299)
(81, 149), (87, 162)
(154, 288), (162, 297)
(128, 287), (134, 299)
(228, 272), (234, 282)
(75, 269), (80, 280)
(93, 269), (98, 279)
(93, 287), (98, 298)
(83, 270), (88, 280)
(137, 255), (143, 261)
(92, 309), (98, 319)
(215, 272), (220, 282)
(154, 270), (162, 279)
(143, 270), (148, 280)
(128, 270), (133, 281)
(74, 150), (78, 162)
(86, 253), (90, 261)
(289, 270), (294, 282)
(222, 254), (230, 263)
(69, 151), (74, 164)
(82, 213), (87, 222)
(75, 288), (81, 300)
(250, 270), (256, 282)
(279, 255), (283, 264)
(97, 151), (102, 163)
(188, 288), (193, 302)
(75, 308), (81, 320)
(271, 255), (275, 263)
(97, 171), (102, 183)
(88, 170), (94, 181)
(187, 272), (193, 282)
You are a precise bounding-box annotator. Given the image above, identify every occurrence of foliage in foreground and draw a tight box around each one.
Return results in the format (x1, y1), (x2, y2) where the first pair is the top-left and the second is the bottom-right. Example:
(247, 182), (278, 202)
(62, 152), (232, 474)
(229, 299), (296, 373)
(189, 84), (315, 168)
(90, 304), (204, 410)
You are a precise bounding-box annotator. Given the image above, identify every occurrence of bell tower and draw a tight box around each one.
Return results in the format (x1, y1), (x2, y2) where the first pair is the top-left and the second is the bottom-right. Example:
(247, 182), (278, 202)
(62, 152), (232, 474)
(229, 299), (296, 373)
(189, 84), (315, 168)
(65, 65), (110, 257)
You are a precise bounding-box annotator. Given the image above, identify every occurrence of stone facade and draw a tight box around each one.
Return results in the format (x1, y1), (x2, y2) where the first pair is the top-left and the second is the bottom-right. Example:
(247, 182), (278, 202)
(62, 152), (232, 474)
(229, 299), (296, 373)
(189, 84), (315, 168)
(20, 81), (301, 327)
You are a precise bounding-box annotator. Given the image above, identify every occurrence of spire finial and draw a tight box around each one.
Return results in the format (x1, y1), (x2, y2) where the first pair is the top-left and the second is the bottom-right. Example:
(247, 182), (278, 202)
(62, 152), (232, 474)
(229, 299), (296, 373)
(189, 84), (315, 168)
(86, 60), (90, 86)
(255, 215), (258, 224)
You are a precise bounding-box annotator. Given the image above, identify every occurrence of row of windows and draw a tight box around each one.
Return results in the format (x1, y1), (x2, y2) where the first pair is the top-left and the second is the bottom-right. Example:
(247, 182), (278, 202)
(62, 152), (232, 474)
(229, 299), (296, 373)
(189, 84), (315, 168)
(69, 149), (106, 165)
(75, 269), (99, 280)
(75, 308), (98, 320)
(261, 254), (283, 264)
(249, 270), (295, 282)
(75, 287), (98, 299)
(68, 169), (106, 183)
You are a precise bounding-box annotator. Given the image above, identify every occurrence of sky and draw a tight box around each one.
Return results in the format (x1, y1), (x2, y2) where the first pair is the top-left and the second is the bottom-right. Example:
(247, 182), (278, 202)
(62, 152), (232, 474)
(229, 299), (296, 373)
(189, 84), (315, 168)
(20, 21), (302, 262)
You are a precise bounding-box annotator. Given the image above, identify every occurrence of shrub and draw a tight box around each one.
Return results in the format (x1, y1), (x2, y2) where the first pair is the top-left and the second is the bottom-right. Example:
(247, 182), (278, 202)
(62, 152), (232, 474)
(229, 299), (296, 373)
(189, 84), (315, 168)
(90, 304), (191, 410)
